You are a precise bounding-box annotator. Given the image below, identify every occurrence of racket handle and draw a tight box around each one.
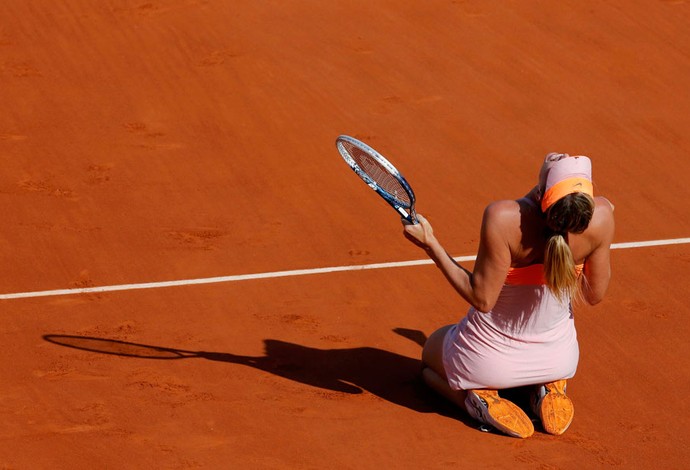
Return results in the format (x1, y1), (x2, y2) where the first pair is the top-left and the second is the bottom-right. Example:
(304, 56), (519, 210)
(408, 208), (419, 225)
(402, 213), (419, 225)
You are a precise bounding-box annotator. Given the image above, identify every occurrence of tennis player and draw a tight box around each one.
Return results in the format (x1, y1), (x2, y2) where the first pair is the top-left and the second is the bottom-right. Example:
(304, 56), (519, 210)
(403, 153), (615, 438)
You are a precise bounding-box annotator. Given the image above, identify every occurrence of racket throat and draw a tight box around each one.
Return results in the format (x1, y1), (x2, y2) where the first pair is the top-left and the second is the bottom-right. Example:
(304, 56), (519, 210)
(397, 206), (410, 218)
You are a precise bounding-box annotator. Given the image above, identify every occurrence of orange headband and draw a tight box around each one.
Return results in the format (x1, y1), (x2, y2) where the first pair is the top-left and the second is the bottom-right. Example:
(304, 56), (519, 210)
(541, 177), (594, 212)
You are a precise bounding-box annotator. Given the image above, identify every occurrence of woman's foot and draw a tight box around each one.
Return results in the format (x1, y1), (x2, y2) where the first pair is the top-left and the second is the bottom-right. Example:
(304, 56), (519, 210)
(465, 389), (534, 438)
(532, 380), (574, 435)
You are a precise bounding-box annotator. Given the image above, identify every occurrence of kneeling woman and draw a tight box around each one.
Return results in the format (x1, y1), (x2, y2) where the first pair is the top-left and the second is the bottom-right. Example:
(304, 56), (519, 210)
(403, 153), (614, 438)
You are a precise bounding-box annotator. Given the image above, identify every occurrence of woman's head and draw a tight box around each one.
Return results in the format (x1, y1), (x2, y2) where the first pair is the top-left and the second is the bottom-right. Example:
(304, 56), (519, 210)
(545, 192), (595, 235)
(539, 153), (596, 303)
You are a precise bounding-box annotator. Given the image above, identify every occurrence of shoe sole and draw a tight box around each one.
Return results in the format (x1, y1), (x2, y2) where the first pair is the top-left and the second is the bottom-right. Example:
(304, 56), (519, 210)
(539, 391), (574, 435)
(470, 390), (534, 438)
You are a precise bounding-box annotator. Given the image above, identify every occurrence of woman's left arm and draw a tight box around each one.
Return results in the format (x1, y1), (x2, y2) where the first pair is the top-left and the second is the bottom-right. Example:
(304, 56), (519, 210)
(581, 199), (615, 305)
(403, 202), (512, 312)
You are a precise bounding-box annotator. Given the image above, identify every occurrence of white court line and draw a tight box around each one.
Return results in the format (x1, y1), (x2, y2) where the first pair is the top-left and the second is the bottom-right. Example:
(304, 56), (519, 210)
(1, 237), (689, 300)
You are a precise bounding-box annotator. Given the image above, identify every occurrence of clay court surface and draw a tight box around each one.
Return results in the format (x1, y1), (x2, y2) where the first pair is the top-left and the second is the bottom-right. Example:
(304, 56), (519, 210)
(2, 1), (690, 468)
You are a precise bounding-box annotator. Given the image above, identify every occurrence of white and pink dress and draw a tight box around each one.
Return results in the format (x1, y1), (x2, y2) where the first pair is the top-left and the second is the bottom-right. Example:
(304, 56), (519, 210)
(442, 263), (582, 390)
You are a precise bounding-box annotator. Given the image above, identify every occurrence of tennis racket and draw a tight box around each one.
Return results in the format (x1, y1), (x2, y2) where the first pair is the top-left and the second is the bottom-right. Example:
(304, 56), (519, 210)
(336, 135), (418, 224)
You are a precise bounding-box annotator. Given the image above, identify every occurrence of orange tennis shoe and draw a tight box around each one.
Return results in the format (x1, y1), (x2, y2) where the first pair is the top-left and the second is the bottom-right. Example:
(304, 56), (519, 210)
(532, 379), (575, 435)
(465, 389), (534, 438)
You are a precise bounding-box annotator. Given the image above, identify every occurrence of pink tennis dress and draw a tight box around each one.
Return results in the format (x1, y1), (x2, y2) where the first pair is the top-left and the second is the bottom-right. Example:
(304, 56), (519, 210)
(442, 264), (581, 390)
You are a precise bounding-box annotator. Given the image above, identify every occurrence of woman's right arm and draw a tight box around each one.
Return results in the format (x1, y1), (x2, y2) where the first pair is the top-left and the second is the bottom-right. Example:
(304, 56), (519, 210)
(402, 203), (513, 312)
(582, 199), (615, 305)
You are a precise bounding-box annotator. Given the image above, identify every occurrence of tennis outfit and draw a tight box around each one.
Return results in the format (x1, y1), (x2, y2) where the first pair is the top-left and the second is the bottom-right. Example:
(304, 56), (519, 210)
(442, 263), (582, 390)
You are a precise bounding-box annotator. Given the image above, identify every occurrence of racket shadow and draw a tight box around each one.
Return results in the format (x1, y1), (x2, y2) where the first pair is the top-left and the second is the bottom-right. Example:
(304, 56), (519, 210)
(42, 333), (462, 419)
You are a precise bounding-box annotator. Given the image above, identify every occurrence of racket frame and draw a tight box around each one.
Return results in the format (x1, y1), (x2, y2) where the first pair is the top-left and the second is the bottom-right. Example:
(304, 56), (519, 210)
(336, 135), (418, 223)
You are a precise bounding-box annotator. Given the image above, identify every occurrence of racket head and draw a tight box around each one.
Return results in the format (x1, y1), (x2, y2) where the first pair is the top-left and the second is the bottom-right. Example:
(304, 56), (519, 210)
(43, 334), (195, 359)
(336, 135), (418, 223)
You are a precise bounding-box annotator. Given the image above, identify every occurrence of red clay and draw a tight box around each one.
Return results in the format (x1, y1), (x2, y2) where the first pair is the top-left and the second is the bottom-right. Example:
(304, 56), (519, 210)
(1, 1), (689, 468)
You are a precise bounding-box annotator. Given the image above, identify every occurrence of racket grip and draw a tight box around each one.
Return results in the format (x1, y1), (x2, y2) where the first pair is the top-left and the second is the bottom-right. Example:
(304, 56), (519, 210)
(402, 214), (419, 225)
(408, 208), (419, 225)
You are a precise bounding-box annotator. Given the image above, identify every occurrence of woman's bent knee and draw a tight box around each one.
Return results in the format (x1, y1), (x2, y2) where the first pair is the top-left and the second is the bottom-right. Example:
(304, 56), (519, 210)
(422, 325), (453, 379)
(422, 367), (467, 409)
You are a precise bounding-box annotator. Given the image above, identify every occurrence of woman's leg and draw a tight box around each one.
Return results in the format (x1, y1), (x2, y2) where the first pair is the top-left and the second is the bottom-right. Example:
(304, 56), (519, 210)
(423, 325), (534, 438)
(421, 325), (467, 410)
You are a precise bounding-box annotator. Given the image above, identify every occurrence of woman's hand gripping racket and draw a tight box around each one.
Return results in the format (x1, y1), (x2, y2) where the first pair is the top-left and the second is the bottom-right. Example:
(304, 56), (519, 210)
(336, 135), (418, 224)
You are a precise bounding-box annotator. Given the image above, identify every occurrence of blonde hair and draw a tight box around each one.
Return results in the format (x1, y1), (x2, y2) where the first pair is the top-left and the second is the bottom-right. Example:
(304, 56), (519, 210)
(543, 192), (595, 303)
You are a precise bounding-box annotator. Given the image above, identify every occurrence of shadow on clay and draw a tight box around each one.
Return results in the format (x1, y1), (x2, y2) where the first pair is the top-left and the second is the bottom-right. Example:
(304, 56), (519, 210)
(42, 329), (471, 425)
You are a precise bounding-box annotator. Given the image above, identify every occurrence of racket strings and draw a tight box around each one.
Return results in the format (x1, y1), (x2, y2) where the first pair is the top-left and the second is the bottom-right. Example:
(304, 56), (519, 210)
(345, 144), (412, 206)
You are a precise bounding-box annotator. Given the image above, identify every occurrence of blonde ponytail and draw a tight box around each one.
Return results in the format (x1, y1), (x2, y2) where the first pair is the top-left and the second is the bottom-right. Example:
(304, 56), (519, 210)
(544, 233), (578, 303)
(543, 192), (595, 303)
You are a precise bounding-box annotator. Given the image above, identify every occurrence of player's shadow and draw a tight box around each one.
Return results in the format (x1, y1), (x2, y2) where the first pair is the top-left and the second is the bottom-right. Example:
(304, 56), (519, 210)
(42, 328), (464, 420)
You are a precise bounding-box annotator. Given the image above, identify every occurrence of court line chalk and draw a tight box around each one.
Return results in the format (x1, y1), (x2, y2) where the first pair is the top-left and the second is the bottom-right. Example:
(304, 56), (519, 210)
(1, 237), (688, 300)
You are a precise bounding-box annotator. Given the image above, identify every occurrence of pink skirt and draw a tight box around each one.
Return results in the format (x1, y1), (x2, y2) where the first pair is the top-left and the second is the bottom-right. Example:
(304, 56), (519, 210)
(442, 284), (579, 390)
